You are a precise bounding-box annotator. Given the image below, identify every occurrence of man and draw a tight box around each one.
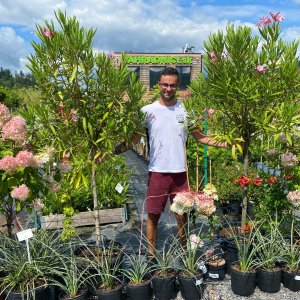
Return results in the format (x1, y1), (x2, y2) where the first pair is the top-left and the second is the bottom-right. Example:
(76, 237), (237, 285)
(141, 67), (228, 255)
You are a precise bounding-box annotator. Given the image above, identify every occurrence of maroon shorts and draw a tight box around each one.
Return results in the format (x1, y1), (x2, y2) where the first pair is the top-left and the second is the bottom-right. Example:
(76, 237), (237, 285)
(146, 171), (189, 214)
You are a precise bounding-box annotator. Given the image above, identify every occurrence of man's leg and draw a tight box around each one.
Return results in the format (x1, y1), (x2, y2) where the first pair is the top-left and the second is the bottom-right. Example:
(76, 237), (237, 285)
(175, 213), (187, 247)
(146, 213), (161, 255)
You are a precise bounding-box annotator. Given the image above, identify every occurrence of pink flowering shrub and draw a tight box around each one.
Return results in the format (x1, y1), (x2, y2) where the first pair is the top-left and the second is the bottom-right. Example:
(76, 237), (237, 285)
(170, 190), (197, 215)
(0, 103), (11, 129)
(11, 184), (30, 201)
(196, 192), (216, 216)
(0, 156), (19, 172)
(15, 151), (37, 168)
(280, 152), (299, 168)
(2, 116), (28, 143)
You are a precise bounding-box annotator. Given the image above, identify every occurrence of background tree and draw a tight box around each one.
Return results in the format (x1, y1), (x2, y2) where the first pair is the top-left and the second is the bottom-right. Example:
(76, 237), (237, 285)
(186, 12), (300, 228)
(28, 10), (145, 242)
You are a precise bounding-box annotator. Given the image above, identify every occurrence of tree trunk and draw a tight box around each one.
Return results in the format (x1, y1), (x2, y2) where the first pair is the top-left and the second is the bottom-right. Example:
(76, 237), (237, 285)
(241, 141), (250, 229)
(92, 163), (101, 244)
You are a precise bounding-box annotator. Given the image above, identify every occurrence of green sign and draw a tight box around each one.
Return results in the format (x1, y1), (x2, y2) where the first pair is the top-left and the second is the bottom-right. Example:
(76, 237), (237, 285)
(127, 55), (193, 65)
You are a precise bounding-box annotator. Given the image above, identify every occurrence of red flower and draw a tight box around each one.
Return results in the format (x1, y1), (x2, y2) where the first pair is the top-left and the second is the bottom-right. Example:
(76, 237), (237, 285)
(235, 175), (251, 187)
(268, 176), (278, 184)
(253, 178), (263, 186)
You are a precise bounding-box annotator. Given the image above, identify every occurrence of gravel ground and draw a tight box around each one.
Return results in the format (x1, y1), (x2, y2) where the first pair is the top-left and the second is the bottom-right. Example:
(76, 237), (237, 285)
(174, 275), (300, 300)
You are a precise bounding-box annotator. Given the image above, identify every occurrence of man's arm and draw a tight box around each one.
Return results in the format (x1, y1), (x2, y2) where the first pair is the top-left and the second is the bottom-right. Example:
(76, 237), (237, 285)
(190, 129), (228, 149)
(114, 132), (143, 154)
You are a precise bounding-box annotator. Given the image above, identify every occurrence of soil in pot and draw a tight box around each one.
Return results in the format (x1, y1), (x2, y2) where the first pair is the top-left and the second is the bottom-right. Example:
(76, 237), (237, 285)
(59, 287), (89, 300)
(230, 263), (256, 297)
(178, 272), (204, 300)
(152, 272), (177, 300)
(282, 269), (300, 292)
(206, 257), (226, 281)
(126, 280), (151, 300)
(257, 267), (281, 293)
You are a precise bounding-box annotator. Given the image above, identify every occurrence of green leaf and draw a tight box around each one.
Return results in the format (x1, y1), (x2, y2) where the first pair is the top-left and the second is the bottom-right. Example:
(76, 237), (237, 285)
(70, 65), (78, 82)
(50, 125), (57, 135)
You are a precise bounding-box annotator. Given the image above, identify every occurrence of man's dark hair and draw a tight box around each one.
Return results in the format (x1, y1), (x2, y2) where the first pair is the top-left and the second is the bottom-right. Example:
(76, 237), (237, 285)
(159, 67), (179, 81)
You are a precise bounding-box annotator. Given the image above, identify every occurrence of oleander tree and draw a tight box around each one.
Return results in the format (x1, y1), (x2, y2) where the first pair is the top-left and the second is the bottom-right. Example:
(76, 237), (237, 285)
(188, 12), (300, 228)
(28, 10), (145, 242)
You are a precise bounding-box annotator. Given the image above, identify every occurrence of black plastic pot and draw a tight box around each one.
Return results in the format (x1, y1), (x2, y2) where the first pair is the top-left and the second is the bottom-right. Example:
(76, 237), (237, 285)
(152, 274), (176, 300)
(95, 284), (123, 300)
(5, 286), (50, 300)
(230, 265), (256, 296)
(219, 239), (238, 275)
(126, 280), (151, 300)
(257, 268), (281, 293)
(207, 262), (226, 281)
(178, 274), (203, 300)
(282, 269), (300, 292)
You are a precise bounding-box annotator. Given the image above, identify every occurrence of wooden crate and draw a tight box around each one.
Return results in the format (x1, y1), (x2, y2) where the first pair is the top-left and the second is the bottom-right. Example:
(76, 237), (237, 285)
(40, 207), (127, 230)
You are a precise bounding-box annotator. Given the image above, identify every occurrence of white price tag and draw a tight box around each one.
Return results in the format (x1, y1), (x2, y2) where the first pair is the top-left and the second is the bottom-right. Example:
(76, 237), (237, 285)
(195, 278), (203, 285)
(16, 229), (33, 242)
(115, 183), (124, 194)
(140, 137), (146, 146)
(209, 273), (219, 279)
(295, 275), (300, 280)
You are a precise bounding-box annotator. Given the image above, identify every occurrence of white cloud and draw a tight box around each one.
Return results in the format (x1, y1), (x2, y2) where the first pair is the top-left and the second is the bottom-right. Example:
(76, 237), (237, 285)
(0, 27), (28, 72)
(0, 0), (299, 72)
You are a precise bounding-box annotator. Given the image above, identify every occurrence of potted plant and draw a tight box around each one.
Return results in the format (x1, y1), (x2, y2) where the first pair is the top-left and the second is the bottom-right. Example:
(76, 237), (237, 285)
(122, 253), (153, 300)
(151, 238), (179, 300)
(0, 230), (67, 299)
(255, 218), (283, 293)
(280, 221), (300, 292)
(51, 252), (92, 300)
(87, 240), (124, 300)
(177, 231), (206, 300)
(229, 223), (260, 296)
(204, 245), (226, 281)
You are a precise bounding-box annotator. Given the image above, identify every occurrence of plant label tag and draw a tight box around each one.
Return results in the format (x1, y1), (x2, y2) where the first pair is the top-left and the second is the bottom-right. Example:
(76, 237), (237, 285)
(197, 261), (207, 274)
(295, 275), (300, 280)
(195, 278), (203, 286)
(140, 137), (146, 145)
(209, 273), (219, 279)
(16, 229), (33, 242)
(115, 183), (124, 194)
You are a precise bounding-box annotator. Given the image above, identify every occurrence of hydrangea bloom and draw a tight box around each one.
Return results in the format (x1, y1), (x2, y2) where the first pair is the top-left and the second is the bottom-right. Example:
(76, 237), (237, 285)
(196, 192), (216, 216)
(280, 152), (299, 168)
(2, 116), (28, 143)
(287, 190), (300, 208)
(0, 155), (19, 172)
(11, 184), (30, 201)
(0, 103), (11, 129)
(189, 234), (204, 250)
(170, 190), (197, 215)
(15, 151), (37, 167)
(34, 198), (44, 211)
(203, 183), (218, 201)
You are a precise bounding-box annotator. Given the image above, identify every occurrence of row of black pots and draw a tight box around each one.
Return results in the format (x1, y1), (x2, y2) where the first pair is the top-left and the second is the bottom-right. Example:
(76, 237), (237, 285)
(231, 264), (300, 297)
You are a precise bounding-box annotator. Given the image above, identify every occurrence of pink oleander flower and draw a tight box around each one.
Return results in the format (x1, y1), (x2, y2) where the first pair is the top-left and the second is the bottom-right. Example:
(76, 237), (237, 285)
(2, 116), (28, 143)
(204, 108), (215, 116)
(189, 234), (204, 250)
(11, 184), (30, 201)
(0, 103), (11, 129)
(43, 27), (55, 38)
(257, 65), (267, 72)
(0, 155), (19, 172)
(280, 152), (299, 168)
(33, 198), (44, 211)
(196, 192), (216, 216)
(15, 151), (37, 168)
(209, 51), (217, 61)
(107, 51), (115, 59)
(260, 16), (271, 25)
(267, 149), (278, 156)
(270, 11), (285, 22)
(181, 90), (191, 100)
(49, 181), (61, 192)
(170, 190), (197, 215)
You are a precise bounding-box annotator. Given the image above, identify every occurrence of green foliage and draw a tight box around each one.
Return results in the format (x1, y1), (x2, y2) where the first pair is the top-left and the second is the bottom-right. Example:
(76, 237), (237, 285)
(0, 67), (35, 89)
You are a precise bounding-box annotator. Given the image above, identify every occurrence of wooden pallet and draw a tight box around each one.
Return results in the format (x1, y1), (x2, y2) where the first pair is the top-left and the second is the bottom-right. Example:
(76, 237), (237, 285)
(40, 207), (127, 230)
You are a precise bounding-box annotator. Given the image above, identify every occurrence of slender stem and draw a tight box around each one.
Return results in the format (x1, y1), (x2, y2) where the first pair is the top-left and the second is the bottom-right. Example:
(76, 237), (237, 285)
(92, 163), (101, 244)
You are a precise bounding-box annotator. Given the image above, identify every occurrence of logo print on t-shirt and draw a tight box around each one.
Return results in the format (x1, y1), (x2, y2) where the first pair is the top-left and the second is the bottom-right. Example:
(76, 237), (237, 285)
(176, 114), (185, 123)
(148, 113), (156, 121)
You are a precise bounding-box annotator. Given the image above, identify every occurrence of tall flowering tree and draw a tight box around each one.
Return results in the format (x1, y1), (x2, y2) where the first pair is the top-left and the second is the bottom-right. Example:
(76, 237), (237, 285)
(28, 10), (145, 242)
(194, 12), (300, 228)
(0, 103), (57, 237)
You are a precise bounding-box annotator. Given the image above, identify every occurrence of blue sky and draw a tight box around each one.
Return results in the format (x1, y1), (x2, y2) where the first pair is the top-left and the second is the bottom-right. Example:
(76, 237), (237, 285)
(0, 0), (299, 73)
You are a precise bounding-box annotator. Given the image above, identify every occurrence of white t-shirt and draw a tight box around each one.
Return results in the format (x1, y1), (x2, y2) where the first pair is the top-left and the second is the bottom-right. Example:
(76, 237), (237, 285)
(141, 100), (188, 173)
